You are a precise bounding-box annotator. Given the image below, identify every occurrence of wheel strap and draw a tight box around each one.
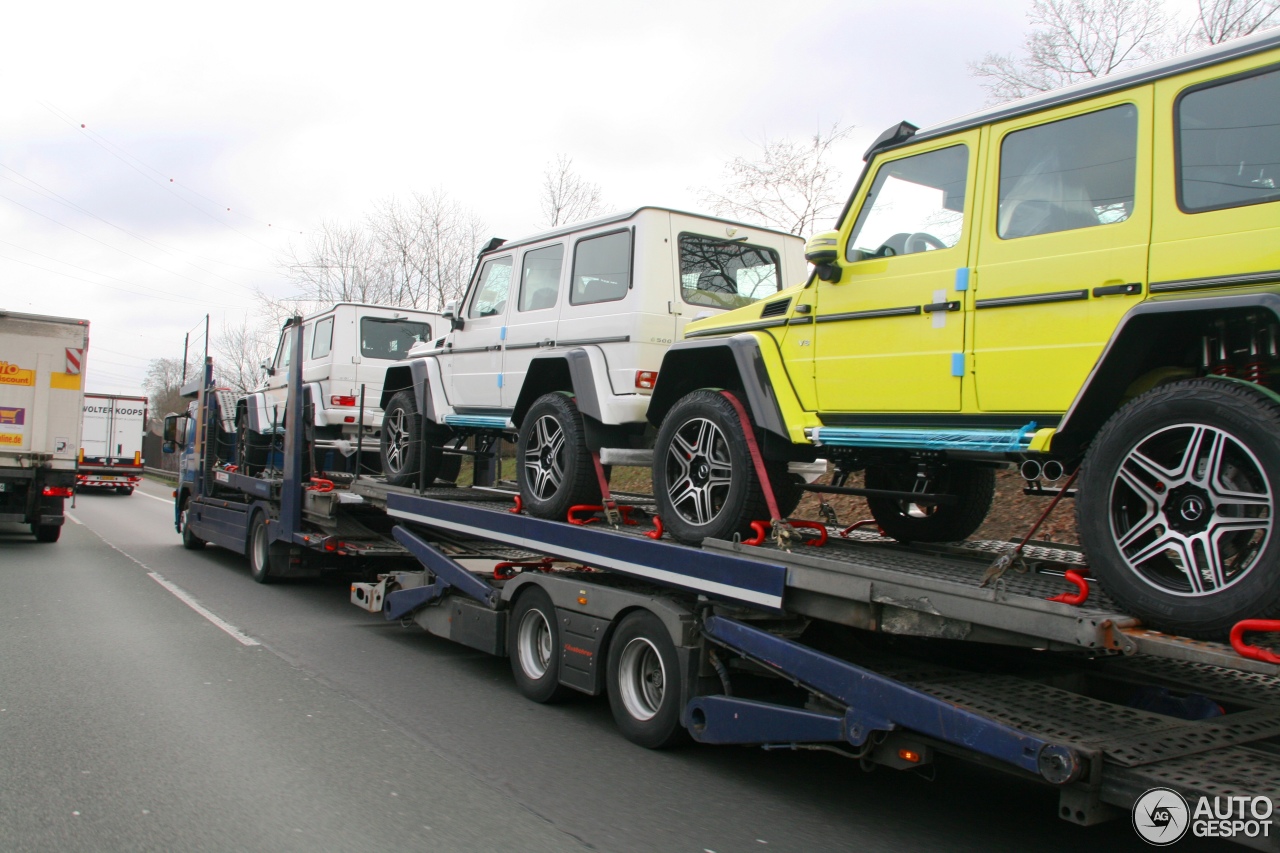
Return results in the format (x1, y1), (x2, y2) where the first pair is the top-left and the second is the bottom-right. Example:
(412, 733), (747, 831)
(590, 451), (622, 527)
(718, 391), (800, 549)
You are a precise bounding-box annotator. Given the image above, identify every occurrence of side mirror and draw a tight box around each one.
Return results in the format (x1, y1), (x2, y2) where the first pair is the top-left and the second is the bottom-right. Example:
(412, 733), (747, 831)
(805, 230), (843, 283)
(163, 414), (188, 448)
(261, 363), (275, 377)
(443, 300), (465, 331)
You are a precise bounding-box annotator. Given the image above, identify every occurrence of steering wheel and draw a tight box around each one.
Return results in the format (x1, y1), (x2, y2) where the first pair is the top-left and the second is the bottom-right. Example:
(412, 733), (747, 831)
(905, 232), (946, 254)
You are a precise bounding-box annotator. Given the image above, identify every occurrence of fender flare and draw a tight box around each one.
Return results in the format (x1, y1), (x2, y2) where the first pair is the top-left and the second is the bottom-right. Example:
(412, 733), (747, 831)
(511, 350), (607, 428)
(646, 336), (789, 440)
(381, 358), (445, 425)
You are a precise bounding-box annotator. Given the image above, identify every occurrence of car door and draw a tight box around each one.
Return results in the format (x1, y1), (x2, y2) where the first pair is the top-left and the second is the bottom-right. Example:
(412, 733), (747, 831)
(446, 254), (511, 409)
(501, 243), (564, 408)
(812, 134), (978, 412)
(972, 90), (1152, 413)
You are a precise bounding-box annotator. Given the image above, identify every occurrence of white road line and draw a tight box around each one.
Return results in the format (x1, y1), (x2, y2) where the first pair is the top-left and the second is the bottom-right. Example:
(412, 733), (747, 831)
(132, 490), (172, 505)
(147, 572), (261, 646)
(64, 512), (82, 525)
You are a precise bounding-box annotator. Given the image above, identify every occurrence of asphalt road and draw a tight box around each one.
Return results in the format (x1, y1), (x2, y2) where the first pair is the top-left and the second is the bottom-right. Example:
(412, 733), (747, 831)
(0, 479), (1236, 852)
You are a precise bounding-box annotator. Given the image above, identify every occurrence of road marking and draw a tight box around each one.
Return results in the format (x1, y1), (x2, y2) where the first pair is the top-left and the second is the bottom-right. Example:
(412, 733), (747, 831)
(147, 572), (261, 646)
(133, 490), (171, 505)
(64, 512), (82, 525)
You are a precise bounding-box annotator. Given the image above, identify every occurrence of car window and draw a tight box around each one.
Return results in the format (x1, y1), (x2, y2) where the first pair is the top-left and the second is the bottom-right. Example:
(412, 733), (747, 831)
(518, 244), (564, 312)
(360, 318), (432, 360)
(997, 104), (1138, 239)
(570, 231), (631, 306)
(679, 234), (782, 310)
(1178, 65), (1280, 213)
(312, 317), (334, 359)
(468, 256), (514, 318)
(847, 144), (968, 261)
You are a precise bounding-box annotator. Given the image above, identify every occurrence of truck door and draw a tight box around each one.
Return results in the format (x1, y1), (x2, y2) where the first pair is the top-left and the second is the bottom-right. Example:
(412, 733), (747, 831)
(972, 92), (1151, 413)
(814, 135), (978, 412)
(502, 244), (564, 408)
(447, 254), (511, 409)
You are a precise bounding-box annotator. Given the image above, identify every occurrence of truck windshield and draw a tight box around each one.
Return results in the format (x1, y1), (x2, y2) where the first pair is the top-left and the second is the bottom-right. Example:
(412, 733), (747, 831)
(360, 318), (433, 360)
(679, 234), (782, 311)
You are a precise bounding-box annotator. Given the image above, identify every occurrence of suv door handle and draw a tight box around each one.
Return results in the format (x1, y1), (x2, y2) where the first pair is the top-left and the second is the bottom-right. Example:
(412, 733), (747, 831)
(922, 301), (961, 313)
(1092, 283), (1143, 297)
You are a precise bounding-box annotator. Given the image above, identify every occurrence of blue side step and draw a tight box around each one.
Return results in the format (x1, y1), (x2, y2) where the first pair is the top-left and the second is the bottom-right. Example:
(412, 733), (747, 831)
(443, 414), (510, 430)
(699, 616), (1083, 783)
(810, 422), (1037, 453)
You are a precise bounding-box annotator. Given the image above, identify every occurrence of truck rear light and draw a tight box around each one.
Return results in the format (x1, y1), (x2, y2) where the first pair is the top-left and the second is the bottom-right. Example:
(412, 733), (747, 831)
(42, 486), (74, 497)
(635, 370), (658, 390)
(343, 416), (355, 423)
(331, 395), (357, 407)
(134, 451), (142, 465)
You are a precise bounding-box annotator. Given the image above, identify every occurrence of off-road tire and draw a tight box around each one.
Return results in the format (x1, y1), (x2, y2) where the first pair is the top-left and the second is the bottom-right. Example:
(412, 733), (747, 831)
(380, 389), (457, 487)
(517, 393), (601, 521)
(1077, 378), (1280, 639)
(864, 463), (995, 543)
(653, 390), (800, 546)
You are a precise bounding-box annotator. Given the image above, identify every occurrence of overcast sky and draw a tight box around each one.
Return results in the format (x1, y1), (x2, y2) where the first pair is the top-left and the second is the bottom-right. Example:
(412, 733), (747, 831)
(1, 0), (1039, 396)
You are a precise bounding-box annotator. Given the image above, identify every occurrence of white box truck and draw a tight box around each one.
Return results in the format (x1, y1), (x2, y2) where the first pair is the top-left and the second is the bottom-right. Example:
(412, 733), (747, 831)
(78, 393), (146, 495)
(0, 310), (89, 542)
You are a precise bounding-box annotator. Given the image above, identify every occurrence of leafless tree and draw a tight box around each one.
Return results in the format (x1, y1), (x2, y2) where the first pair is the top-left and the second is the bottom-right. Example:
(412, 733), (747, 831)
(698, 123), (855, 237)
(143, 356), (192, 418)
(972, 0), (1280, 104)
(540, 154), (605, 228)
(1183, 0), (1280, 47)
(970, 0), (1168, 103)
(212, 314), (273, 395)
(281, 220), (383, 305)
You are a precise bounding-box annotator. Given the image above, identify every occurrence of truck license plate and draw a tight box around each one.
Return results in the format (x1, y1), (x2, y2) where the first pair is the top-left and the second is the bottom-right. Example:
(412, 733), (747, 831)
(101, 475), (115, 481)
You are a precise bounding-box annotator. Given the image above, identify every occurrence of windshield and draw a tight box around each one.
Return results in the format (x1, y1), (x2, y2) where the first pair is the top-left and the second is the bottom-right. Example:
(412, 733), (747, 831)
(360, 317), (432, 360)
(679, 234), (782, 310)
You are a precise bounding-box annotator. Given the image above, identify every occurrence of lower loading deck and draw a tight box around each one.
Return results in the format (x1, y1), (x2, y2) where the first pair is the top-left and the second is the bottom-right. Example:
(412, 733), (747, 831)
(374, 483), (1280, 846)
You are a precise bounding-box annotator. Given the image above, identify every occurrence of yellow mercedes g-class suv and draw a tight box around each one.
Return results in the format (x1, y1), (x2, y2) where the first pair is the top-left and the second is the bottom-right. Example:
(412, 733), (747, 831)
(645, 30), (1280, 638)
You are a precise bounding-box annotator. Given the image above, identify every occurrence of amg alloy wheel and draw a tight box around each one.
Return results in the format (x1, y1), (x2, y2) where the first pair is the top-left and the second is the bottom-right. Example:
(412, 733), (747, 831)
(516, 393), (600, 520)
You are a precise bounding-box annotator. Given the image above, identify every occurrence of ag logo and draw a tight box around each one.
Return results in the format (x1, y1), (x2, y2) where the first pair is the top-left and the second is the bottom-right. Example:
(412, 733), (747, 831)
(1133, 787), (1190, 845)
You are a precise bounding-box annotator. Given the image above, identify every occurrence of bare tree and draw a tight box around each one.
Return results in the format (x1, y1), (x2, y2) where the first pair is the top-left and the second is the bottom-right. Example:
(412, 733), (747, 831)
(212, 314), (273, 395)
(698, 123), (855, 237)
(281, 220), (385, 305)
(970, 0), (1168, 103)
(144, 356), (191, 418)
(1184, 0), (1280, 46)
(540, 154), (605, 228)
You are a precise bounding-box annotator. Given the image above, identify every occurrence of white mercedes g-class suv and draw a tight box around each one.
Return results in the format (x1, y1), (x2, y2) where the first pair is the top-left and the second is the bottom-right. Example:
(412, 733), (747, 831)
(378, 207), (806, 519)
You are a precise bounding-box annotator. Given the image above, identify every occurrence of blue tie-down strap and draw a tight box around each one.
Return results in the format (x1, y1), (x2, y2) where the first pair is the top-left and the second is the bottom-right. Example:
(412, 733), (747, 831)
(700, 615), (1084, 784)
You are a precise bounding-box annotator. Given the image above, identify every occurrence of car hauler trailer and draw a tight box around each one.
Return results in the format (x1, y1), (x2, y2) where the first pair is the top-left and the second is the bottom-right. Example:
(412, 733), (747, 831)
(170, 318), (1280, 848)
(78, 392), (146, 494)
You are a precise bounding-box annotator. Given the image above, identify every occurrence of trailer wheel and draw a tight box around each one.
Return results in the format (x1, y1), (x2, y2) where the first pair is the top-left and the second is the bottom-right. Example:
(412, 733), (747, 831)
(1078, 378), (1280, 638)
(508, 586), (570, 703)
(517, 393), (602, 521)
(32, 523), (60, 543)
(653, 390), (798, 545)
(247, 512), (281, 584)
(606, 610), (688, 749)
(180, 497), (205, 550)
(380, 390), (457, 487)
(117, 486), (134, 496)
(864, 462), (994, 543)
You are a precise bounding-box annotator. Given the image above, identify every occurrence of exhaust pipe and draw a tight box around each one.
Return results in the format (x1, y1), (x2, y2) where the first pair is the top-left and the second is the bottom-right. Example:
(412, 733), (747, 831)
(1020, 460), (1042, 481)
(1042, 460), (1065, 482)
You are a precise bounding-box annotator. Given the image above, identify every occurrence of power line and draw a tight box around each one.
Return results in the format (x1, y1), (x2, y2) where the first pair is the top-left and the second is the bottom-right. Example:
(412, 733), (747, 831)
(0, 250), (244, 309)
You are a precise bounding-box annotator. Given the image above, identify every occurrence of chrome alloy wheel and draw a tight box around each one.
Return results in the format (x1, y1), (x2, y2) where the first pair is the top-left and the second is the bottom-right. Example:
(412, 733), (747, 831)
(664, 417), (733, 527)
(523, 415), (566, 501)
(516, 607), (554, 680)
(1109, 423), (1273, 596)
(383, 407), (410, 472)
(616, 636), (664, 722)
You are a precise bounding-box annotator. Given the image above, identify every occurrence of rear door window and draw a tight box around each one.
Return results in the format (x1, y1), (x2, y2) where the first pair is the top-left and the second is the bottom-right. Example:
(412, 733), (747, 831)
(679, 234), (781, 310)
(518, 244), (564, 312)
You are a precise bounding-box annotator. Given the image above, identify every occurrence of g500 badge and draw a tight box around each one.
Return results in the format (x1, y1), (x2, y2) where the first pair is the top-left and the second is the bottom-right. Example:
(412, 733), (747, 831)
(0, 361), (35, 387)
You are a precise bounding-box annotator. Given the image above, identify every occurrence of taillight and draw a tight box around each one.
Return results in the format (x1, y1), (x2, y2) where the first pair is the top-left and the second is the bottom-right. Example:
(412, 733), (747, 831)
(42, 486), (74, 497)
(635, 370), (658, 390)
(330, 395), (357, 407)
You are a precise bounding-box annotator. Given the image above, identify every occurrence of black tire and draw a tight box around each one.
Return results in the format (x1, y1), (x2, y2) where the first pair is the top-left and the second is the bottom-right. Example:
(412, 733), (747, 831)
(864, 462), (994, 543)
(180, 496), (205, 550)
(1077, 378), (1280, 639)
(247, 511), (281, 584)
(652, 390), (797, 545)
(380, 389), (454, 487)
(517, 393), (601, 521)
(32, 523), (61, 543)
(507, 586), (571, 703)
(606, 610), (688, 749)
(117, 487), (133, 496)
(237, 410), (268, 477)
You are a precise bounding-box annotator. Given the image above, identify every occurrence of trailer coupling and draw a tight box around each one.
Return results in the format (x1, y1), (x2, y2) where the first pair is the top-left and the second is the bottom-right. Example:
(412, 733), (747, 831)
(692, 616), (1084, 785)
(375, 526), (502, 620)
